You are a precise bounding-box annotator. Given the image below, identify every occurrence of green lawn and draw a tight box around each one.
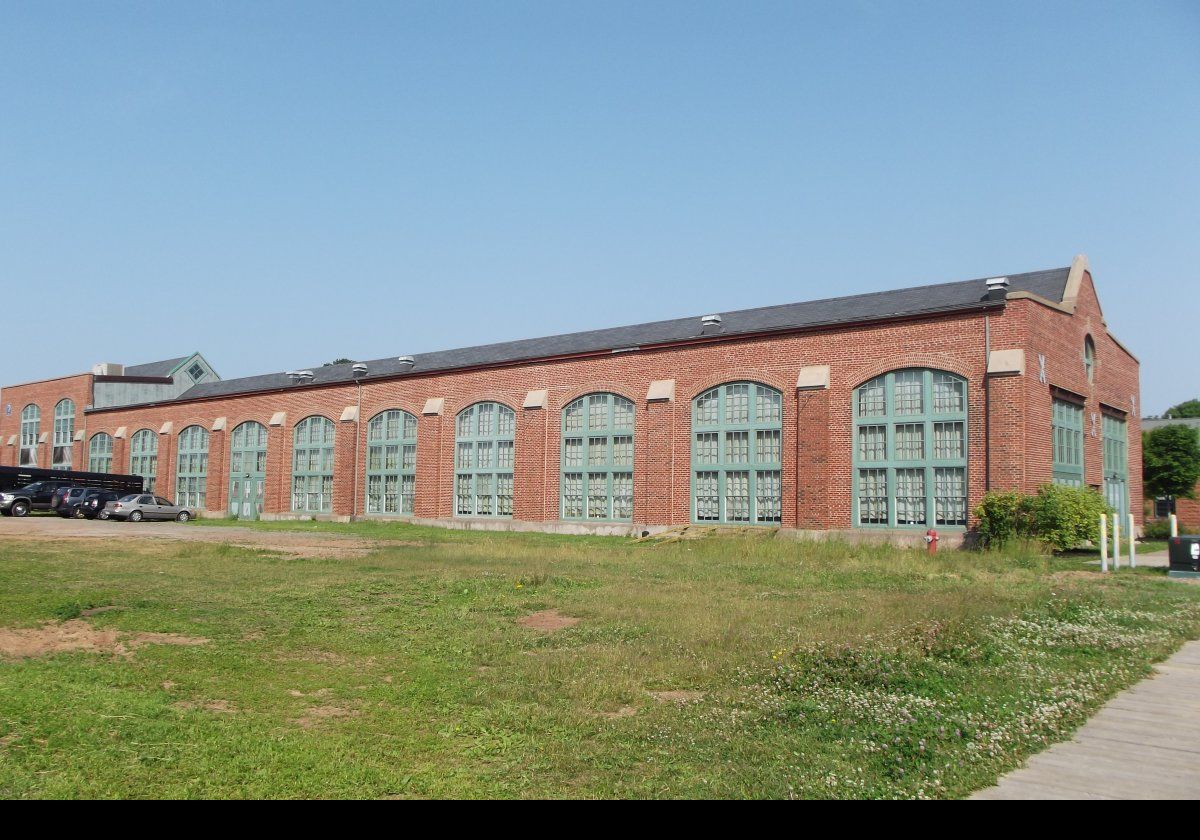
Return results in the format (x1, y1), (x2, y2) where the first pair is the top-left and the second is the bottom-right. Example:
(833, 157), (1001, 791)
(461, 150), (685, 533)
(1, 523), (1198, 799)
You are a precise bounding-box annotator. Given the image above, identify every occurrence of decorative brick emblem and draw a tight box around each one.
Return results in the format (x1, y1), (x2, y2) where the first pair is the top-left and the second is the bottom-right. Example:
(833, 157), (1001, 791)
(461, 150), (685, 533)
(1038, 354), (1047, 384)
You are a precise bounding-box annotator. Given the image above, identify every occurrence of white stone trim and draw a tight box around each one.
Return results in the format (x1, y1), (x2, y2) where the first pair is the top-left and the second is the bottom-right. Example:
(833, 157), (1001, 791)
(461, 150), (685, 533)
(422, 398), (445, 416)
(987, 348), (1026, 376)
(212, 417), (227, 432)
(158, 421), (173, 435)
(114, 426), (127, 439)
(523, 389), (548, 409)
(646, 379), (675, 402)
(796, 365), (830, 390)
(269, 412), (287, 427)
(340, 406), (359, 422)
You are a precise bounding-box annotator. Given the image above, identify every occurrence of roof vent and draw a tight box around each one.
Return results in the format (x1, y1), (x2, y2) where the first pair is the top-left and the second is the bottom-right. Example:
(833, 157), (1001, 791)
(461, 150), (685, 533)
(396, 355), (415, 369)
(985, 277), (1010, 301)
(286, 370), (315, 385)
(701, 314), (722, 329)
(351, 363), (368, 378)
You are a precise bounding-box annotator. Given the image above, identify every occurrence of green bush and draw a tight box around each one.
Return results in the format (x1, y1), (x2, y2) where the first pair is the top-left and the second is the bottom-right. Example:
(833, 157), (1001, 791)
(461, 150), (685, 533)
(974, 485), (1112, 552)
(974, 491), (1025, 548)
(1142, 519), (1174, 540)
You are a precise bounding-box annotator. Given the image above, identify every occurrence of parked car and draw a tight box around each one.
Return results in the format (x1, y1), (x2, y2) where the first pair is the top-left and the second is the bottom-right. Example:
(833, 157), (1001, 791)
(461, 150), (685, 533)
(104, 494), (194, 523)
(0, 480), (78, 517)
(50, 486), (89, 512)
(59, 489), (122, 519)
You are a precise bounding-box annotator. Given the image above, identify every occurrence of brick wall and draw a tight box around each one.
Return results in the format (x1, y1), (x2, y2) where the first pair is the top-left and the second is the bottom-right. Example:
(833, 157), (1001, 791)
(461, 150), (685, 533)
(0, 373), (93, 471)
(4, 284), (1141, 533)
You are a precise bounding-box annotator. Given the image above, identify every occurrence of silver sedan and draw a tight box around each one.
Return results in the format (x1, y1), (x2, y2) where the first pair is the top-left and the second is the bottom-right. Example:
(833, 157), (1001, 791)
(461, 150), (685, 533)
(104, 494), (195, 523)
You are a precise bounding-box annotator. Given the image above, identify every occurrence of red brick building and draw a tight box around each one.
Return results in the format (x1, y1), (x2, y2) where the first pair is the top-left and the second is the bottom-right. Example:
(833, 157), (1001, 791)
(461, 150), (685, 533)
(0, 255), (1141, 542)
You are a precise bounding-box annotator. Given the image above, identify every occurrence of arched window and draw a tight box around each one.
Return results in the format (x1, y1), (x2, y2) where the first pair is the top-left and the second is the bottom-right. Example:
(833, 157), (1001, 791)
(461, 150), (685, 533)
(691, 383), (782, 524)
(455, 402), (515, 517)
(853, 369), (968, 528)
(229, 421), (268, 519)
(129, 429), (159, 492)
(52, 399), (75, 469)
(562, 393), (635, 521)
(292, 416), (335, 513)
(88, 433), (113, 473)
(177, 426), (210, 508)
(366, 410), (418, 515)
(19, 404), (39, 467)
(1084, 335), (1096, 384)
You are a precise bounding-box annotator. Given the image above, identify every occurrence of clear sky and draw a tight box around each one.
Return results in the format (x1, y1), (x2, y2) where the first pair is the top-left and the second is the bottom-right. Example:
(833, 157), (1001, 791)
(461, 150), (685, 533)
(2, 1), (1197, 413)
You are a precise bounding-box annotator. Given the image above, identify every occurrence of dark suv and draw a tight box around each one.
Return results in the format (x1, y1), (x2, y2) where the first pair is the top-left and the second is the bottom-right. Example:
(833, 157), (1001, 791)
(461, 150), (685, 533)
(0, 480), (75, 517)
(60, 489), (121, 519)
(51, 486), (88, 512)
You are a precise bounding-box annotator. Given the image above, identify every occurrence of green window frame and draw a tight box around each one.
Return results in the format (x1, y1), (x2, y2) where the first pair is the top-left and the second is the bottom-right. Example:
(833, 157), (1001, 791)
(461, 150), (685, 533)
(19, 404), (39, 467)
(561, 393), (635, 521)
(1052, 398), (1084, 487)
(455, 402), (515, 518)
(292, 416), (335, 514)
(88, 433), (113, 473)
(691, 382), (783, 525)
(1084, 336), (1096, 383)
(366, 409), (418, 516)
(129, 429), (159, 493)
(176, 425), (209, 509)
(1102, 413), (1128, 517)
(229, 421), (268, 520)
(852, 369), (968, 528)
(52, 399), (75, 470)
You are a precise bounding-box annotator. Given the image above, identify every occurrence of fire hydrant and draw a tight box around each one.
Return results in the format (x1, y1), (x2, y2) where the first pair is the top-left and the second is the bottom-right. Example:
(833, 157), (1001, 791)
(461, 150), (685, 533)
(925, 528), (938, 554)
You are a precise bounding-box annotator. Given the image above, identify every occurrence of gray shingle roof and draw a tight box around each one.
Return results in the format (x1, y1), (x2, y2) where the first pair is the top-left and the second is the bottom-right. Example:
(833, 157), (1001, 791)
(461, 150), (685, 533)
(177, 266), (1070, 402)
(123, 356), (191, 378)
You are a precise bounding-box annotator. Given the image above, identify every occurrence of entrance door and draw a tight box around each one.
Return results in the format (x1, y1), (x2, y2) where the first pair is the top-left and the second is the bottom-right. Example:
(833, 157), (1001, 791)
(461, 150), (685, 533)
(228, 421), (268, 520)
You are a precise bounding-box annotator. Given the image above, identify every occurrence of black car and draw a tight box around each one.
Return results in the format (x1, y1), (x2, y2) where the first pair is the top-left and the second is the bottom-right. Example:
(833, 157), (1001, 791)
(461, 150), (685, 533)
(59, 489), (121, 519)
(75, 484), (120, 518)
(50, 486), (89, 512)
(0, 480), (77, 517)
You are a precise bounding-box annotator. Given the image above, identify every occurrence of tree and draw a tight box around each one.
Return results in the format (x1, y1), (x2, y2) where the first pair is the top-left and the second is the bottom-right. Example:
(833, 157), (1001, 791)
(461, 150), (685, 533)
(1144, 424), (1200, 499)
(323, 358), (355, 367)
(1165, 399), (1200, 419)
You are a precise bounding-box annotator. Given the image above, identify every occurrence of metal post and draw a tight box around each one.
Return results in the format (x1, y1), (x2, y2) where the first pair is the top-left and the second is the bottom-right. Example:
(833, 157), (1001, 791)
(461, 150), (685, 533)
(1171, 514), (1179, 538)
(1128, 513), (1137, 569)
(1100, 514), (1109, 573)
(1113, 515), (1122, 570)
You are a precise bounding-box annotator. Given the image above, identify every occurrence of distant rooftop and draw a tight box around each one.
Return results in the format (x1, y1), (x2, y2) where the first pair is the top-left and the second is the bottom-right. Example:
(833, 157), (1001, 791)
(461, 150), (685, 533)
(174, 265), (1071, 403)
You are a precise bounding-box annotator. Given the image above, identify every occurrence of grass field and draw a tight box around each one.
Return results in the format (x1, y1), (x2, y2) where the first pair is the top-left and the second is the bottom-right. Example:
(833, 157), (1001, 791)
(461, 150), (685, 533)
(1, 520), (1198, 799)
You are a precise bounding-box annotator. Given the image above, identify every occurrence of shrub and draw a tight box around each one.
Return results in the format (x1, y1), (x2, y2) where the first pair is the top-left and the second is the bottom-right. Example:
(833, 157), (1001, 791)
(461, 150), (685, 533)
(974, 485), (1111, 552)
(974, 491), (1025, 548)
(1142, 519), (1174, 540)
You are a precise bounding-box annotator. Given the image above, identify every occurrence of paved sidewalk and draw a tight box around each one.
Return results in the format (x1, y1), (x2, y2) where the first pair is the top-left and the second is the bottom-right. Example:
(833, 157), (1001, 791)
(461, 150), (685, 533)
(973, 640), (1200, 799)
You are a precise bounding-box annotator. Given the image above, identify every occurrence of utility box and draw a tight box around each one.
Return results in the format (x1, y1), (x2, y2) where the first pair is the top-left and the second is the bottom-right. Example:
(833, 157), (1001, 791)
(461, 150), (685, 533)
(1168, 537), (1200, 580)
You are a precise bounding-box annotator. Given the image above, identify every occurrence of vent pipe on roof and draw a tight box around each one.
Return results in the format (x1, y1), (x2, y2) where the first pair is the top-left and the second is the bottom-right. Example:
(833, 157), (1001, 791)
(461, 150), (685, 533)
(397, 356), (415, 370)
(351, 363), (368, 378)
(286, 370), (315, 385)
(985, 277), (1010, 302)
(701, 314), (722, 332)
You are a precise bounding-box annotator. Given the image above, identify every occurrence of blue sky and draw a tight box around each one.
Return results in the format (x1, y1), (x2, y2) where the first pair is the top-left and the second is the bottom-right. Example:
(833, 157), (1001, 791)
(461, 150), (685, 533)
(1, 1), (1197, 413)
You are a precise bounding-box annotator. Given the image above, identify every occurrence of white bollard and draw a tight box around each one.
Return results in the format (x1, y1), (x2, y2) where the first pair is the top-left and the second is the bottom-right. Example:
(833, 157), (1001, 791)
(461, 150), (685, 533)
(1100, 514), (1109, 573)
(1171, 514), (1179, 538)
(1113, 515), (1122, 570)
(1129, 513), (1137, 569)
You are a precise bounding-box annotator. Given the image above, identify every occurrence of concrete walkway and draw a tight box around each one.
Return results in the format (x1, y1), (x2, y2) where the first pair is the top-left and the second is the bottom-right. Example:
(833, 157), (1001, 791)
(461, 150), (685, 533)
(973, 640), (1200, 799)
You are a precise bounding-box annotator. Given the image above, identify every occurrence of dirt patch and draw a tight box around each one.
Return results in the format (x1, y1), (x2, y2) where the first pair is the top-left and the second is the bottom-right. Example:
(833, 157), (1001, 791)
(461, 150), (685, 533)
(287, 688), (331, 698)
(0, 516), (381, 559)
(0, 620), (209, 660)
(596, 705), (638, 720)
(80, 605), (121, 617)
(649, 690), (705, 704)
(517, 609), (581, 632)
(174, 699), (237, 714)
(292, 705), (360, 729)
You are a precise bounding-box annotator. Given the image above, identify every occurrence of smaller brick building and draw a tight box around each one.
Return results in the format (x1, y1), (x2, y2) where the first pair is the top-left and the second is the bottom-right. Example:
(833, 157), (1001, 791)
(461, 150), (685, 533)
(0, 255), (1140, 543)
